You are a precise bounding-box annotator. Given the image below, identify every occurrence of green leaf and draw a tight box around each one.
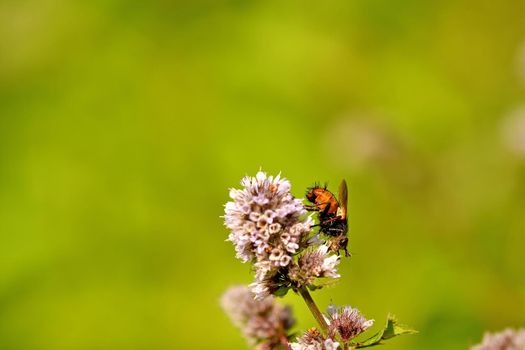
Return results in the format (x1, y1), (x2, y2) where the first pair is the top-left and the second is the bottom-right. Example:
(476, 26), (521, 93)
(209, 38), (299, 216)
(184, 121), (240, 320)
(273, 286), (290, 297)
(355, 314), (417, 348)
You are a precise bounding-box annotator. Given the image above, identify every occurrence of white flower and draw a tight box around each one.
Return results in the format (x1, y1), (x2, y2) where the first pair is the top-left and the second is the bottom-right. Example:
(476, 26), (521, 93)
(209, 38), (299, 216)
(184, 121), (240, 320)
(318, 245), (340, 278)
(249, 279), (272, 300)
(323, 338), (340, 350)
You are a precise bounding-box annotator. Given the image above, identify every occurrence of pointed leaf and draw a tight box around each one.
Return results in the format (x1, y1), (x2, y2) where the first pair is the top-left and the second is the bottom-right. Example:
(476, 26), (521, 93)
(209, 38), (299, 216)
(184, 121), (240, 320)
(356, 314), (417, 348)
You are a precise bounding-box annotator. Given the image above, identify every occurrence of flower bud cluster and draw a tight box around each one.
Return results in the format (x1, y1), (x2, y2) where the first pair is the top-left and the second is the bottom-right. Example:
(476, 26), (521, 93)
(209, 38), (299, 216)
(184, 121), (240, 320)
(471, 328), (525, 350)
(288, 245), (341, 287)
(225, 171), (309, 266)
(221, 285), (295, 349)
(326, 305), (374, 343)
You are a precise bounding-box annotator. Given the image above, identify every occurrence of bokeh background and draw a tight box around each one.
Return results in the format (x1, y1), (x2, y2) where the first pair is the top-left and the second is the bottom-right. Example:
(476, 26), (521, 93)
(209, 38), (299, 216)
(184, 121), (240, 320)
(2, 1), (525, 349)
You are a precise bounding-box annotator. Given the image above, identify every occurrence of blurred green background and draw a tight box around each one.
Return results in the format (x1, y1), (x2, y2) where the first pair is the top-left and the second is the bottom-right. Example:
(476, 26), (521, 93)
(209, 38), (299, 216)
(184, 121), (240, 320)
(1, 0), (525, 349)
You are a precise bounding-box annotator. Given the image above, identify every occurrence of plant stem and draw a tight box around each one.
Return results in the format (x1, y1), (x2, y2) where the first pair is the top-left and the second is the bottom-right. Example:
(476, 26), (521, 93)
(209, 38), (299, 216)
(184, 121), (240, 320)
(298, 286), (329, 334)
(279, 334), (292, 350)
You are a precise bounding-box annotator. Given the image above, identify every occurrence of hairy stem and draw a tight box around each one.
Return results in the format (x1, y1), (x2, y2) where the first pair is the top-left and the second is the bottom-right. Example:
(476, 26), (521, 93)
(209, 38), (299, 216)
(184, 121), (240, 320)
(298, 286), (329, 334)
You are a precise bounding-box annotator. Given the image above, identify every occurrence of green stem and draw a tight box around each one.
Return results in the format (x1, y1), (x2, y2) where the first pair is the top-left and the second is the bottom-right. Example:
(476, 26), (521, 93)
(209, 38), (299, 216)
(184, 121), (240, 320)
(298, 286), (329, 334)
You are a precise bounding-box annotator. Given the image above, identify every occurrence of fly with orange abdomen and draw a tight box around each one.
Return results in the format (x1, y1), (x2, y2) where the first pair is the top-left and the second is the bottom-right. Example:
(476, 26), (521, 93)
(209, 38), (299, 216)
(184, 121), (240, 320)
(305, 180), (349, 256)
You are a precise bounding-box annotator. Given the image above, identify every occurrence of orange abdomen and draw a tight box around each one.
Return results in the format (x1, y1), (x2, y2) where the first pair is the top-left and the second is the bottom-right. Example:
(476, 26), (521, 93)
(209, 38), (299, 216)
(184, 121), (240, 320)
(314, 190), (339, 216)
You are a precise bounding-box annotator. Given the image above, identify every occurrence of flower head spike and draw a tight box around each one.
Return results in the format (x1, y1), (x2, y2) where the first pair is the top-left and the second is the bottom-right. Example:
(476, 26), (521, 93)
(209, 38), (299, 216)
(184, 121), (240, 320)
(224, 171), (310, 264)
(290, 328), (340, 350)
(224, 171), (313, 297)
(221, 285), (295, 349)
(326, 305), (374, 343)
(471, 328), (525, 350)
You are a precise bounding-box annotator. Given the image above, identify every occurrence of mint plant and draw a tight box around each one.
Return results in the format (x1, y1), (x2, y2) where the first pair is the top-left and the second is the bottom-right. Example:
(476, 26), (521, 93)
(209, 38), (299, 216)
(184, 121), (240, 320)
(222, 171), (416, 350)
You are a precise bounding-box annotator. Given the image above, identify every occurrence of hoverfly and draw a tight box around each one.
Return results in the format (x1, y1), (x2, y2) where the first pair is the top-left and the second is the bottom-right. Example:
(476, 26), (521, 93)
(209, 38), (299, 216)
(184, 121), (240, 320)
(305, 180), (349, 256)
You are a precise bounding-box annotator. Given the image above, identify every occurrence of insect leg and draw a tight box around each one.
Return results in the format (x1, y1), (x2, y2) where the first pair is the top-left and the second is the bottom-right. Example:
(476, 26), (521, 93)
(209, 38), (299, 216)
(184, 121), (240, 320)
(304, 205), (320, 211)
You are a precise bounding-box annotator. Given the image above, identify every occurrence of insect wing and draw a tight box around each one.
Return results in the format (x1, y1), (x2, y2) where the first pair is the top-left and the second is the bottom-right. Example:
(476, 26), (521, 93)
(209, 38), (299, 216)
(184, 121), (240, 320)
(338, 179), (348, 219)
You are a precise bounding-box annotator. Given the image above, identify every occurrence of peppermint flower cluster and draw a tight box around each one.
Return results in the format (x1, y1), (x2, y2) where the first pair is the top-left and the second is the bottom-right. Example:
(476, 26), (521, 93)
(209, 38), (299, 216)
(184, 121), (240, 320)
(471, 328), (525, 350)
(224, 171), (340, 299)
(221, 285), (295, 349)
